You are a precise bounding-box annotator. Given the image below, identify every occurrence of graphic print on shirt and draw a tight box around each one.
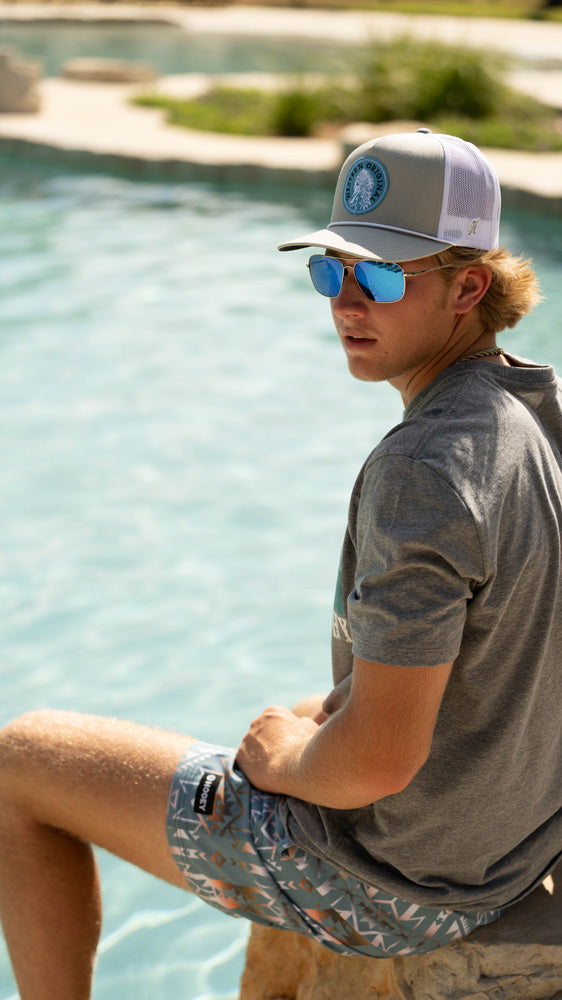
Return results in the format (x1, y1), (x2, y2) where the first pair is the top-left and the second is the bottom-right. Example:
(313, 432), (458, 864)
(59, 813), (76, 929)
(332, 553), (352, 644)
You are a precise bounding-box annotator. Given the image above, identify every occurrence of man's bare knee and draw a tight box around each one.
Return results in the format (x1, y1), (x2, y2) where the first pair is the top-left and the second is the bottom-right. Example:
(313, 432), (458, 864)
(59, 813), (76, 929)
(0, 709), (129, 832)
(0, 708), (74, 769)
(0, 710), (67, 813)
(291, 695), (328, 723)
(0, 709), (51, 771)
(0, 710), (193, 887)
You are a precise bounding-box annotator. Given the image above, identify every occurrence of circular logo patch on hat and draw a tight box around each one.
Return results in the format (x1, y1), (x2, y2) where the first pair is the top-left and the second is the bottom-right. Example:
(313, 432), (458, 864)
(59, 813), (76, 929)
(343, 156), (388, 215)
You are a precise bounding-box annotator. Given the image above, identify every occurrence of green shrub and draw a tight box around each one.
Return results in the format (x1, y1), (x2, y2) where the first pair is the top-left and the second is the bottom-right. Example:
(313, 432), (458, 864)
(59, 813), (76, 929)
(354, 37), (502, 121)
(133, 36), (562, 151)
(350, 36), (562, 149)
(135, 84), (348, 138)
(431, 113), (562, 151)
(271, 89), (318, 137)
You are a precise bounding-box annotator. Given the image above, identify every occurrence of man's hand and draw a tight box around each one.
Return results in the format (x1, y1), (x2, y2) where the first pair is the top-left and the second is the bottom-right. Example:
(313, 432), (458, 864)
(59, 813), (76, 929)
(236, 706), (320, 795)
(235, 658), (454, 810)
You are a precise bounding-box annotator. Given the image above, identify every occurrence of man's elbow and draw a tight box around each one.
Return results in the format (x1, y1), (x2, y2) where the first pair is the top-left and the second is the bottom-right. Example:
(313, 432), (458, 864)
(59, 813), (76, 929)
(382, 761), (422, 797)
(339, 756), (424, 809)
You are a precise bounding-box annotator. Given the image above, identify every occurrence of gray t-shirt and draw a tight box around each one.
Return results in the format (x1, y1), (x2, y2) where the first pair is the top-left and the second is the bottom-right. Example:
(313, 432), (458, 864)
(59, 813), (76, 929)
(280, 356), (562, 911)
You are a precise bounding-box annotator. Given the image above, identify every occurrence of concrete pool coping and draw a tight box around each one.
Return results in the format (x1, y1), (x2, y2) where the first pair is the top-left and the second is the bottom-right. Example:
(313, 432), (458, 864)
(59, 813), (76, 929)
(0, 3), (561, 212)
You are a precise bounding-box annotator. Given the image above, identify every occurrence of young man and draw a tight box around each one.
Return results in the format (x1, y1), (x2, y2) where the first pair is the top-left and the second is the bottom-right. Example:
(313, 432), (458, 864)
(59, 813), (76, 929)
(0, 130), (559, 999)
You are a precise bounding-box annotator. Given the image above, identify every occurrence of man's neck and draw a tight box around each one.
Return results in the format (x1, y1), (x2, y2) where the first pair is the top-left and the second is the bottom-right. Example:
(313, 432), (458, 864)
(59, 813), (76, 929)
(395, 319), (501, 407)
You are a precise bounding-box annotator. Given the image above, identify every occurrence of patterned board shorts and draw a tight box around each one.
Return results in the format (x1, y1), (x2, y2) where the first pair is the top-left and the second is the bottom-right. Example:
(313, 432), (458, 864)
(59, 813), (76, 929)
(166, 741), (503, 958)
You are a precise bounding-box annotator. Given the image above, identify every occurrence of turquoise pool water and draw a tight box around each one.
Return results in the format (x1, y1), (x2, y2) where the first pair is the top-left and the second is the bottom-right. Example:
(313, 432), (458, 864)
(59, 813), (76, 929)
(0, 20), (354, 76)
(1, 156), (562, 999)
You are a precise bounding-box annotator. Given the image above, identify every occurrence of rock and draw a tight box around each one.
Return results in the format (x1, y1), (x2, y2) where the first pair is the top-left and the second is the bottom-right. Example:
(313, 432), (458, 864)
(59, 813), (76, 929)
(59, 58), (157, 85)
(239, 863), (562, 1000)
(0, 48), (41, 113)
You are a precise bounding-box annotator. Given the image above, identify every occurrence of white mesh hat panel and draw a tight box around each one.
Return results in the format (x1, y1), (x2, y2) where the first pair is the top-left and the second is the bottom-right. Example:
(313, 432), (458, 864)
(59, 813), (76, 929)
(436, 134), (501, 249)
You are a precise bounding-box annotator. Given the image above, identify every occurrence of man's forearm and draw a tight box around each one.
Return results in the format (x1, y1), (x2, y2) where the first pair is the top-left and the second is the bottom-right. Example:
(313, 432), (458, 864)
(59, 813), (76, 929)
(236, 704), (406, 810)
(287, 708), (411, 807)
(237, 659), (452, 809)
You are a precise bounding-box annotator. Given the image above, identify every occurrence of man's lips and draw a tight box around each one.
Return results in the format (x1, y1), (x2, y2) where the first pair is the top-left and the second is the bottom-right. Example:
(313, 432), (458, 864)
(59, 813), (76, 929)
(342, 333), (376, 345)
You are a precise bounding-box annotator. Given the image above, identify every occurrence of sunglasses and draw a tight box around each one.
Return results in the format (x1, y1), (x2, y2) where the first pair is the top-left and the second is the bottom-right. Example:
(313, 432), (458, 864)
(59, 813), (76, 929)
(307, 254), (451, 303)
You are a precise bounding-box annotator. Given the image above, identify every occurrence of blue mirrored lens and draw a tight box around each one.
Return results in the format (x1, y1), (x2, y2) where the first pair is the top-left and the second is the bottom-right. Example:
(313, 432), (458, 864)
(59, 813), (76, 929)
(355, 261), (405, 302)
(308, 255), (343, 297)
(307, 256), (405, 302)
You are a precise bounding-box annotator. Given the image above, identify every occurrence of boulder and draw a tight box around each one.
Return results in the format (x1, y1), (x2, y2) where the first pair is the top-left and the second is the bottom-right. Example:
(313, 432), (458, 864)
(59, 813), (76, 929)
(0, 48), (41, 113)
(59, 58), (157, 84)
(239, 864), (562, 1000)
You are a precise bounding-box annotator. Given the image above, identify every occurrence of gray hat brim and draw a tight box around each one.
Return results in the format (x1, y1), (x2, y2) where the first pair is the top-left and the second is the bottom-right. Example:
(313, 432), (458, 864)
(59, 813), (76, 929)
(277, 224), (453, 263)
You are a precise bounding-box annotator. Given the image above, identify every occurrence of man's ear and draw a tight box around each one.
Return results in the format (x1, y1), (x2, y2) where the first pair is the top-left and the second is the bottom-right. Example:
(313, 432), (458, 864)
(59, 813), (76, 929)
(452, 266), (491, 315)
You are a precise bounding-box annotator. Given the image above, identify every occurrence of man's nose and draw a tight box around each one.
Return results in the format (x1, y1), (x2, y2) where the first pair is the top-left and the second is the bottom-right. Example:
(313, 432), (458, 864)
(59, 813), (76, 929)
(332, 267), (368, 312)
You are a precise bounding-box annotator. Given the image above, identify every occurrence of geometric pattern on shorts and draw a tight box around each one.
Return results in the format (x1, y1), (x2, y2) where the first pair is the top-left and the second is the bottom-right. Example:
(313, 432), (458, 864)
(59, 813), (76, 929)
(167, 742), (503, 958)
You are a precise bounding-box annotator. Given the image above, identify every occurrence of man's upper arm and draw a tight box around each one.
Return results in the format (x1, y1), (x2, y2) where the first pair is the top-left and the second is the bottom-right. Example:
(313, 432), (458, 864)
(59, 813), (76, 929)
(340, 655), (454, 799)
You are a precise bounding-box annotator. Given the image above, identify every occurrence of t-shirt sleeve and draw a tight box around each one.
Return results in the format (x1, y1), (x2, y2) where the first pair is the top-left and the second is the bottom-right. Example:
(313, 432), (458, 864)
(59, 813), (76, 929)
(348, 452), (485, 667)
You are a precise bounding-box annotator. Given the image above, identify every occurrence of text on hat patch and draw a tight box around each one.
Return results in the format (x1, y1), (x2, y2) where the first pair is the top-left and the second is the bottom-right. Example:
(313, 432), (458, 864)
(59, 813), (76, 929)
(343, 157), (389, 215)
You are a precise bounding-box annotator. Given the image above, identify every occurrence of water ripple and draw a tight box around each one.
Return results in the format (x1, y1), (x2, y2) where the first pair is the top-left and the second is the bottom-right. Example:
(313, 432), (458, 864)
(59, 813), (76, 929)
(98, 901), (202, 955)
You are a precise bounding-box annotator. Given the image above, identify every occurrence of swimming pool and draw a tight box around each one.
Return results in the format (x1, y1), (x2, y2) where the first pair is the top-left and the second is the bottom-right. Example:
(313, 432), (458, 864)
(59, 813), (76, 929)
(0, 19), (354, 77)
(1, 156), (562, 999)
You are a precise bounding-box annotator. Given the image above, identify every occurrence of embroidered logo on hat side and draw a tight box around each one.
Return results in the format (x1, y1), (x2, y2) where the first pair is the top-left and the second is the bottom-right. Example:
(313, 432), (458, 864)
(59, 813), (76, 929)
(343, 157), (389, 215)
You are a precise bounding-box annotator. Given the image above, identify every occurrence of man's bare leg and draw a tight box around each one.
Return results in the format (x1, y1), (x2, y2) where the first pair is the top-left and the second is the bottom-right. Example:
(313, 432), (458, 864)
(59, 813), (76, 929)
(0, 710), (194, 1000)
(292, 695), (327, 723)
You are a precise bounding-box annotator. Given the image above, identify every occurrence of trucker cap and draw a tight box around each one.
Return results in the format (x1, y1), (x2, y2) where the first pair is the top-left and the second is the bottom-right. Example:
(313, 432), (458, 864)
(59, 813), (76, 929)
(278, 129), (501, 262)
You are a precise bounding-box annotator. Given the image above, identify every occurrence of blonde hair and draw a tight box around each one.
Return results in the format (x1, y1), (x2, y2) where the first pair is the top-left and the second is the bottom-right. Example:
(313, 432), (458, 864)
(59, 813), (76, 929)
(434, 246), (543, 335)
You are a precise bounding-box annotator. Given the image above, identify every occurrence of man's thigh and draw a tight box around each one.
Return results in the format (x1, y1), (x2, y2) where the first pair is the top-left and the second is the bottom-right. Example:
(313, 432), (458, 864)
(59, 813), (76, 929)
(0, 709), (193, 890)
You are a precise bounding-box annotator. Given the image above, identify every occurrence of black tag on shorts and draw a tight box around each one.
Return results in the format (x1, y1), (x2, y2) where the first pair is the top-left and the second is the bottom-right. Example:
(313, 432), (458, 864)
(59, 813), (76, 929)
(194, 771), (222, 815)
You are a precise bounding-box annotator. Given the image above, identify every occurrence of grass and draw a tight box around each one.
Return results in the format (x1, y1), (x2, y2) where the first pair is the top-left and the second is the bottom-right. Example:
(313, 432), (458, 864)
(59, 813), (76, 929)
(135, 88), (277, 136)
(133, 36), (562, 151)
(236, 0), (562, 18)
(134, 85), (347, 138)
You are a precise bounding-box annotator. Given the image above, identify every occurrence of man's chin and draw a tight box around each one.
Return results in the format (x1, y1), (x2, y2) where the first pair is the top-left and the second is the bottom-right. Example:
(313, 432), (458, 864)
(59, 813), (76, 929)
(347, 360), (386, 384)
